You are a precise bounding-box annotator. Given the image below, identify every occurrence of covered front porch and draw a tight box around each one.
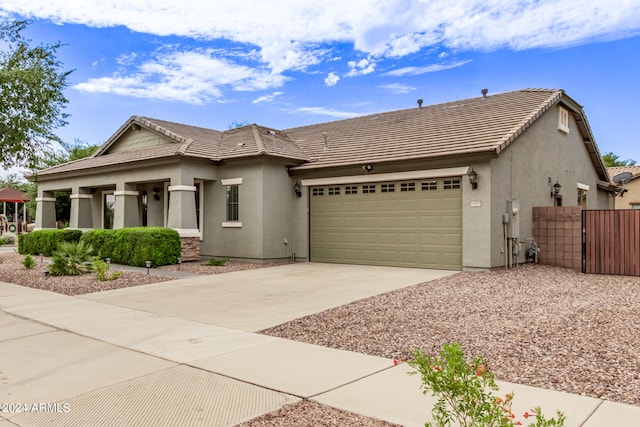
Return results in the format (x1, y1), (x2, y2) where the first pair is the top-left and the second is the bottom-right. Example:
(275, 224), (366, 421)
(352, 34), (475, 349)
(34, 164), (214, 261)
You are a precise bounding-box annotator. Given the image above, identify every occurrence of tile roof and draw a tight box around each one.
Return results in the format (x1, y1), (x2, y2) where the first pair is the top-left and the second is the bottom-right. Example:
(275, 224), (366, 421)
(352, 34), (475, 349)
(286, 89), (564, 170)
(607, 165), (640, 182)
(35, 89), (606, 179)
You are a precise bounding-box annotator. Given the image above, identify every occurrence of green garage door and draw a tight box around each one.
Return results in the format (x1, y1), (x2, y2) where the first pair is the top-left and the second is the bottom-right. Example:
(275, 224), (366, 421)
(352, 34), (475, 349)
(310, 178), (462, 270)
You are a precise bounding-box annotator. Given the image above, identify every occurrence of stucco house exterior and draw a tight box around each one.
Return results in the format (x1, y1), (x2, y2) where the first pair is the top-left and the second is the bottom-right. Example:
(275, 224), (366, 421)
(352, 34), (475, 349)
(608, 166), (640, 209)
(32, 89), (616, 270)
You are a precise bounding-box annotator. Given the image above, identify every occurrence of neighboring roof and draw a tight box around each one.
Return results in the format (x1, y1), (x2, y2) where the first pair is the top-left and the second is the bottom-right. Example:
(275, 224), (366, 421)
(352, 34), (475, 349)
(0, 188), (31, 203)
(34, 89), (608, 181)
(608, 165), (640, 182)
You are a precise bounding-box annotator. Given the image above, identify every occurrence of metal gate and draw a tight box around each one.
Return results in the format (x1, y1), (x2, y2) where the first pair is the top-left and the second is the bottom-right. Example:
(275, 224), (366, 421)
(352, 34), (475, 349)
(583, 210), (640, 276)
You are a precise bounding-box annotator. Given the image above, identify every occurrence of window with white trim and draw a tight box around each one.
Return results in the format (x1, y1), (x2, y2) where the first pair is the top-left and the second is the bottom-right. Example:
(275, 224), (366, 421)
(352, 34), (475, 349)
(226, 185), (239, 221)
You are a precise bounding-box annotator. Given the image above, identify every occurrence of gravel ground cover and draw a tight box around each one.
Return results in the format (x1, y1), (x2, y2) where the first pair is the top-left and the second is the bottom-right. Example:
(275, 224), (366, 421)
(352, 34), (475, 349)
(0, 250), (288, 295)
(262, 264), (640, 407)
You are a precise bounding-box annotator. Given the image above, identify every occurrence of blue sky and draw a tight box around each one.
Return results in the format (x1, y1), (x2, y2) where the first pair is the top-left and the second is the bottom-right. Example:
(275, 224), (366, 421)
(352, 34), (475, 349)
(2, 0), (640, 176)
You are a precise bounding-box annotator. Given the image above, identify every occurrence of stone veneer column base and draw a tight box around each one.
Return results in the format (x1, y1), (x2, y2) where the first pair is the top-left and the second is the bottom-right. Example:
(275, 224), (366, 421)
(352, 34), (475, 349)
(180, 237), (200, 261)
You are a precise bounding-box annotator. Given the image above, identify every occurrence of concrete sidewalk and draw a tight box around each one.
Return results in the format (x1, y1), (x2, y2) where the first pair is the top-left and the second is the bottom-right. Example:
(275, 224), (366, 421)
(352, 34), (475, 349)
(1, 268), (639, 426)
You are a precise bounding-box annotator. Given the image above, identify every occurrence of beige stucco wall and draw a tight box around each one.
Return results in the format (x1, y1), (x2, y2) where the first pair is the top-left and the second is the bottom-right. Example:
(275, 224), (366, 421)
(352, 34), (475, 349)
(614, 178), (640, 209)
(488, 104), (611, 268)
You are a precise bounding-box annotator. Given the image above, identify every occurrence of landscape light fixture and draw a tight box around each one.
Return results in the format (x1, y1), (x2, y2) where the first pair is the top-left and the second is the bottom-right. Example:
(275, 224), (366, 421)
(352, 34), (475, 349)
(468, 168), (478, 190)
(145, 260), (152, 275)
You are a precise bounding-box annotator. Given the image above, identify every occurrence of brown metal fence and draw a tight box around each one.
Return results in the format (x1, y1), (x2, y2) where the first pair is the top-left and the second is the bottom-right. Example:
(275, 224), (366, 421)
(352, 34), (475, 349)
(583, 210), (640, 276)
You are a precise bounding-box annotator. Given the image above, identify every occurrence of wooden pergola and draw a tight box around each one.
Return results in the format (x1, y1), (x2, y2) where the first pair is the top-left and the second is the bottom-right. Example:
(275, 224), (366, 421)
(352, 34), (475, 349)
(0, 188), (31, 233)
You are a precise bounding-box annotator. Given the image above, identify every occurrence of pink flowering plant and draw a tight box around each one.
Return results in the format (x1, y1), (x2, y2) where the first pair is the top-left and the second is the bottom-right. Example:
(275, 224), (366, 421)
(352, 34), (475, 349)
(407, 343), (565, 427)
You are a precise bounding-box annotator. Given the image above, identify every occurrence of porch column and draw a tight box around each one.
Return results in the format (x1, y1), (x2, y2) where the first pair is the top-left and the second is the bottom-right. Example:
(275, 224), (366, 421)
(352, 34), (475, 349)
(167, 183), (200, 261)
(35, 191), (57, 229)
(113, 183), (140, 229)
(69, 187), (94, 230)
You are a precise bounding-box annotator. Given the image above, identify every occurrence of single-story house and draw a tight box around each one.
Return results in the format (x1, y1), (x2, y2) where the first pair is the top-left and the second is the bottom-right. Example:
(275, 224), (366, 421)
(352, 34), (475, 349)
(31, 88), (617, 270)
(608, 166), (640, 209)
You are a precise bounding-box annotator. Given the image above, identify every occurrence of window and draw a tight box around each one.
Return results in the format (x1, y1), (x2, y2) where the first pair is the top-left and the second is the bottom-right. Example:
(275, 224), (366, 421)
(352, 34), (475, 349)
(577, 188), (587, 209)
(631, 204), (640, 210)
(422, 180), (438, 191)
(400, 182), (416, 192)
(345, 185), (358, 194)
(226, 185), (239, 221)
(558, 106), (570, 133)
(312, 188), (324, 196)
(103, 192), (115, 229)
(381, 183), (395, 193)
(362, 184), (376, 194)
(328, 186), (341, 195)
(443, 179), (461, 190)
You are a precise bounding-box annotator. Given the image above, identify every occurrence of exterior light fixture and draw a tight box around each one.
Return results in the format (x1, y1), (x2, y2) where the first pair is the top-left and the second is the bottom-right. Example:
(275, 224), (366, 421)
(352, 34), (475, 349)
(106, 257), (111, 270)
(468, 168), (478, 190)
(145, 260), (152, 275)
(293, 181), (302, 198)
(551, 181), (561, 198)
(152, 187), (160, 201)
(177, 257), (182, 271)
(362, 164), (373, 172)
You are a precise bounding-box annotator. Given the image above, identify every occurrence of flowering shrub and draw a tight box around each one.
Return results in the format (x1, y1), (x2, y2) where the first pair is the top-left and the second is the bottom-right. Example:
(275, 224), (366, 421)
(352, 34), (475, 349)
(407, 343), (565, 427)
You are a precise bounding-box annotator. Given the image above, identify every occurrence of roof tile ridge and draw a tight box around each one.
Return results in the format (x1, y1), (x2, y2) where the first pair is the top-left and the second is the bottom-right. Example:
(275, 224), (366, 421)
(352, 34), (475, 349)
(494, 90), (563, 154)
(251, 124), (268, 155)
(137, 117), (190, 145)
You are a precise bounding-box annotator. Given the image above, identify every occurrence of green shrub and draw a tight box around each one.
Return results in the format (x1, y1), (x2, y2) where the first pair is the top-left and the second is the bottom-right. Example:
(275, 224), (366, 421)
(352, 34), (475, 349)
(22, 254), (36, 270)
(408, 343), (566, 427)
(94, 258), (122, 281)
(80, 229), (117, 258)
(83, 227), (180, 267)
(19, 229), (83, 256)
(48, 241), (94, 276)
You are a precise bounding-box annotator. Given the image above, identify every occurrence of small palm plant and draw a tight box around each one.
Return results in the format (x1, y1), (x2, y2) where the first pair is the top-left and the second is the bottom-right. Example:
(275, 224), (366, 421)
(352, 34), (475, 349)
(48, 241), (95, 276)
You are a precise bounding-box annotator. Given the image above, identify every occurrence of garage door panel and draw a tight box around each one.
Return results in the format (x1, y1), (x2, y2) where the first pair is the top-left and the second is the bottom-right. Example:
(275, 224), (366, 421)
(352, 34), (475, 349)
(310, 178), (462, 270)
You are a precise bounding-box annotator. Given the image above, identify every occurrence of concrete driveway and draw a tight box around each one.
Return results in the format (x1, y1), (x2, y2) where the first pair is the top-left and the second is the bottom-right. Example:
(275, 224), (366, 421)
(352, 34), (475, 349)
(79, 263), (456, 331)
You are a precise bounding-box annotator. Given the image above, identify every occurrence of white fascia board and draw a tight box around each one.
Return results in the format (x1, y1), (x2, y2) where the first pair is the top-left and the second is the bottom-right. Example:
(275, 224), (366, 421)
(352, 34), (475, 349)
(300, 167), (470, 187)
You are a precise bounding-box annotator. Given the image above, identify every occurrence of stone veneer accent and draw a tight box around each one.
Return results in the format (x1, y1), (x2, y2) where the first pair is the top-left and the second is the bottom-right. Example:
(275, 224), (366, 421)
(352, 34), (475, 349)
(533, 206), (582, 271)
(180, 237), (200, 261)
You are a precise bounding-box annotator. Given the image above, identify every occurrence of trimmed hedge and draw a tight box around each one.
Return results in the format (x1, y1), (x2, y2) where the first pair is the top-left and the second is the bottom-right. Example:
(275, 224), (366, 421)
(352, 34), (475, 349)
(18, 229), (83, 256)
(80, 227), (180, 267)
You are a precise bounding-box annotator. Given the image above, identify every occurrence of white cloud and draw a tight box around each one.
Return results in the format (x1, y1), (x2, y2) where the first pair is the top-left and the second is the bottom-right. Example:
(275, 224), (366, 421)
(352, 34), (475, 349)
(378, 83), (415, 94)
(346, 57), (377, 77)
(4, 0), (638, 73)
(385, 60), (472, 76)
(295, 106), (362, 119)
(75, 48), (288, 104)
(253, 91), (283, 104)
(324, 72), (340, 87)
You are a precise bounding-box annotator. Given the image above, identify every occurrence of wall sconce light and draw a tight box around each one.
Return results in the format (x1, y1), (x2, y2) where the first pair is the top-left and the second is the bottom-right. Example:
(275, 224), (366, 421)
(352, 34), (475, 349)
(468, 168), (478, 190)
(152, 187), (160, 201)
(551, 181), (561, 198)
(293, 181), (302, 198)
(362, 164), (373, 172)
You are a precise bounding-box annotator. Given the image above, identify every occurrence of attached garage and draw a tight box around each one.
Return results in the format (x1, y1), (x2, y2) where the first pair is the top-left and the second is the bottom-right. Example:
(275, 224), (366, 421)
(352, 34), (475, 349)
(309, 176), (462, 270)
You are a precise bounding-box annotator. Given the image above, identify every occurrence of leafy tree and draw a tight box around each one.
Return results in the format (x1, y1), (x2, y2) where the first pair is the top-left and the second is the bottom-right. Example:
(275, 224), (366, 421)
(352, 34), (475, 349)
(0, 20), (72, 170)
(602, 151), (637, 167)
